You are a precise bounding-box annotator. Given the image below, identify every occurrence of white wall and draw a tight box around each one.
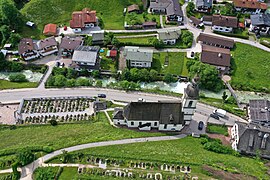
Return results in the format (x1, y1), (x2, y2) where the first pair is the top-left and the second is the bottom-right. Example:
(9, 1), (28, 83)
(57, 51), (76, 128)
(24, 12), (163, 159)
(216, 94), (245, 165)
(73, 28), (82, 33)
(130, 61), (151, 68)
(113, 119), (126, 125)
(212, 25), (233, 33)
(163, 39), (176, 45)
(158, 124), (183, 131)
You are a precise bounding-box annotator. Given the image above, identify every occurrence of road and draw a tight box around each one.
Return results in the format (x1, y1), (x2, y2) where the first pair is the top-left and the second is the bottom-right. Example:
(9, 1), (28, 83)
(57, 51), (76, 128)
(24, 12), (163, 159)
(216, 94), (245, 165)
(16, 135), (186, 180)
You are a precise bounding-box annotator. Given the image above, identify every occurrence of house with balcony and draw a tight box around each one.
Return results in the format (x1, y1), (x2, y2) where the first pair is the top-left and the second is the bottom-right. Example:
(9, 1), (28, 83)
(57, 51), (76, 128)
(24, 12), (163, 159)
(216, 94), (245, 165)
(194, 0), (213, 13)
(233, 0), (267, 14)
(70, 45), (100, 71)
(59, 36), (84, 57)
(149, 0), (184, 24)
(70, 8), (97, 33)
(36, 37), (58, 57)
(212, 15), (238, 33)
(18, 38), (40, 61)
(200, 44), (231, 71)
(123, 46), (153, 68)
(250, 14), (270, 35)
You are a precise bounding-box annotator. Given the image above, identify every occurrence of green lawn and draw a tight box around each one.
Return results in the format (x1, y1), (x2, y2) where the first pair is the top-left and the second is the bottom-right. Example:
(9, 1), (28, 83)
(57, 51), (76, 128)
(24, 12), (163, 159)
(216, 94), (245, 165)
(47, 137), (270, 179)
(114, 32), (157, 36)
(0, 80), (38, 90)
(207, 124), (228, 136)
(231, 43), (270, 93)
(152, 52), (186, 76)
(100, 50), (116, 72)
(117, 36), (155, 45)
(21, 0), (143, 33)
(0, 112), (164, 154)
(125, 12), (160, 26)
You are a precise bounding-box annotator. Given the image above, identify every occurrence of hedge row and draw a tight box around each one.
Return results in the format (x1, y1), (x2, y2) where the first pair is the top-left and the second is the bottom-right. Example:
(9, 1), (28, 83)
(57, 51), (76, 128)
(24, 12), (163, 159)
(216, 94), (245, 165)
(213, 31), (249, 39)
(0, 146), (54, 157)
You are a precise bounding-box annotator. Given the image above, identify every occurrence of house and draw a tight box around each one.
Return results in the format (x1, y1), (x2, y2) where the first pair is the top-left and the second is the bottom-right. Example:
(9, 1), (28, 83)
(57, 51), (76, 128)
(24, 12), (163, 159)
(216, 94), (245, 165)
(70, 45), (100, 71)
(142, 21), (157, 29)
(106, 50), (118, 59)
(198, 33), (235, 49)
(212, 15), (238, 33)
(249, 14), (270, 35)
(202, 15), (212, 25)
(233, 0), (267, 14)
(36, 37), (58, 57)
(149, 0), (184, 24)
(158, 29), (181, 44)
(43, 24), (57, 36)
(92, 31), (104, 45)
(194, 0), (213, 13)
(70, 8), (97, 32)
(18, 38), (39, 61)
(113, 77), (199, 131)
(123, 46), (153, 68)
(247, 99), (270, 126)
(201, 44), (231, 71)
(231, 122), (270, 159)
(189, 16), (204, 28)
(127, 4), (140, 13)
(59, 36), (83, 57)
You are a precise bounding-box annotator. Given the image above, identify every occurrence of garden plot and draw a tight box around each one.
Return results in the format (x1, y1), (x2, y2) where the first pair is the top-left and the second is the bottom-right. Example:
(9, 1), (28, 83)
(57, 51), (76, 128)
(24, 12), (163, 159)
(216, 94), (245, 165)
(18, 97), (96, 124)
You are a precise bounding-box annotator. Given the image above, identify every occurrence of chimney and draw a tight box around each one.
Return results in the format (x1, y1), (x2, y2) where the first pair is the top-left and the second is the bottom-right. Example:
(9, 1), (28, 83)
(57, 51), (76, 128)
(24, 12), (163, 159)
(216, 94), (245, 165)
(26, 42), (30, 46)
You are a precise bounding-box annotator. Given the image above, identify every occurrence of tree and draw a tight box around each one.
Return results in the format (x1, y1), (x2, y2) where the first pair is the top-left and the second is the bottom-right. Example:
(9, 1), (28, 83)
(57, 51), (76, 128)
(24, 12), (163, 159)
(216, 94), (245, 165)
(35, 167), (55, 180)
(95, 80), (103, 87)
(84, 35), (92, 46)
(222, 91), (228, 103)
(111, 37), (120, 47)
(9, 73), (27, 82)
(52, 67), (67, 76)
(186, 2), (195, 17)
(163, 73), (176, 83)
(9, 61), (24, 72)
(149, 69), (158, 81)
(9, 33), (21, 47)
(54, 75), (67, 87)
(139, 69), (150, 82)
(66, 68), (77, 79)
(130, 68), (140, 82)
(66, 79), (76, 87)
(75, 78), (90, 86)
(92, 70), (100, 78)
(181, 31), (193, 47)
(121, 68), (131, 81)
(46, 76), (55, 87)
(152, 38), (164, 49)
(17, 149), (34, 166)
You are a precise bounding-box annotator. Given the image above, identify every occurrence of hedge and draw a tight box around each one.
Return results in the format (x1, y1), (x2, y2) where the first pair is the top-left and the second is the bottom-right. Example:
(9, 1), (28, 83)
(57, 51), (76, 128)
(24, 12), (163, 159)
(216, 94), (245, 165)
(0, 146), (54, 157)
(213, 31), (249, 39)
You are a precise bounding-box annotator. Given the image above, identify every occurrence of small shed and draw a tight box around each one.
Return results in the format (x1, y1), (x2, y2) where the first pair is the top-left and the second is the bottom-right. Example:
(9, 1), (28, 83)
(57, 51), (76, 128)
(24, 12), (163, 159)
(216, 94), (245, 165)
(43, 24), (57, 36)
(106, 50), (117, 58)
(4, 44), (12, 50)
(127, 4), (139, 13)
(26, 21), (35, 28)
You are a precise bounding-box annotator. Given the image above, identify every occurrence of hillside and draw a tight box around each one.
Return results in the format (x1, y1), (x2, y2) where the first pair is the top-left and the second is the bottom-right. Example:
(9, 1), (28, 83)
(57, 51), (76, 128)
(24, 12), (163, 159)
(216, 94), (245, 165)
(20, 0), (142, 33)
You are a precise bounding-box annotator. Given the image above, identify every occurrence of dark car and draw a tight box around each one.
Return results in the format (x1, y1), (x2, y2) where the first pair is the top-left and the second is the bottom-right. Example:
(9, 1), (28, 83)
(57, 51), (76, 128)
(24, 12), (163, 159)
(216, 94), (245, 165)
(210, 113), (220, 120)
(198, 121), (204, 130)
(98, 94), (106, 98)
(191, 51), (195, 58)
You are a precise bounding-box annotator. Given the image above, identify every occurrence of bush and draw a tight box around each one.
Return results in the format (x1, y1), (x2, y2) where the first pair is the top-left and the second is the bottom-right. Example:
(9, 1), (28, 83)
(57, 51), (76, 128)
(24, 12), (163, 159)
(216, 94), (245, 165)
(17, 149), (35, 166)
(49, 120), (58, 126)
(9, 73), (27, 82)
(163, 73), (176, 83)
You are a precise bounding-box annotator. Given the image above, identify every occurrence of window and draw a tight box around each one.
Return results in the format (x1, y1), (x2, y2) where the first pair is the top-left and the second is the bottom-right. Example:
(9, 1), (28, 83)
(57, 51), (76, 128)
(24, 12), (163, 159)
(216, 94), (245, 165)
(188, 101), (193, 107)
(164, 124), (167, 129)
(131, 121), (134, 126)
(139, 122), (142, 126)
(154, 122), (158, 126)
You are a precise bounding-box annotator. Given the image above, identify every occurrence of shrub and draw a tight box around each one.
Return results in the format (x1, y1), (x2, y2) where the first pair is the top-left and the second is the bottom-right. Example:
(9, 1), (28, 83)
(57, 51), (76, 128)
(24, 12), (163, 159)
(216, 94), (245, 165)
(49, 120), (58, 126)
(16, 149), (35, 166)
(9, 73), (27, 82)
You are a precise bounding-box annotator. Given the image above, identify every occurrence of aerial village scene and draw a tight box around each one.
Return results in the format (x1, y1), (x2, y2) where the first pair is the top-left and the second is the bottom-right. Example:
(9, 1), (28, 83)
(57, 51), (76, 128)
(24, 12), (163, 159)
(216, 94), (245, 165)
(0, 0), (270, 179)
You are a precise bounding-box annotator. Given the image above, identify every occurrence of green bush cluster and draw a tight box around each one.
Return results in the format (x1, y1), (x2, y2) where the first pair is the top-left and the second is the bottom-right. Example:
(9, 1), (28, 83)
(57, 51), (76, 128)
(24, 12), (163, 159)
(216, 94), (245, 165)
(9, 73), (27, 82)
(120, 68), (159, 82)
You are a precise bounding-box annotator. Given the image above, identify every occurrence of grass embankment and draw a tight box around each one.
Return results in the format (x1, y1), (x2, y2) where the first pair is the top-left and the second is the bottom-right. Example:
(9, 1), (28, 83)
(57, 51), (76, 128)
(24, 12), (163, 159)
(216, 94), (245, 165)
(152, 52), (188, 76)
(0, 112), (163, 156)
(46, 136), (269, 179)
(231, 43), (270, 93)
(0, 80), (38, 90)
(117, 36), (155, 45)
(207, 124), (228, 136)
(20, 0), (142, 38)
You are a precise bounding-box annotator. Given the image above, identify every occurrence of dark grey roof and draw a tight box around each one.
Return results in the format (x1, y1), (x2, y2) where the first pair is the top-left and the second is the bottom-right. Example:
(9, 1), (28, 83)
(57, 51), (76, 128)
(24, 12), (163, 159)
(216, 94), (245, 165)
(149, 0), (183, 16)
(167, 0), (183, 16)
(60, 36), (83, 50)
(198, 33), (235, 49)
(113, 109), (124, 119)
(124, 46), (153, 62)
(72, 45), (100, 63)
(158, 29), (181, 40)
(123, 101), (184, 124)
(249, 99), (270, 123)
(92, 32), (104, 42)
(250, 14), (270, 26)
(36, 37), (57, 50)
(185, 78), (200, 99)
(195, 0), (213, 8)
(94, 101), (107, 111)
(236, 122), (270, 158)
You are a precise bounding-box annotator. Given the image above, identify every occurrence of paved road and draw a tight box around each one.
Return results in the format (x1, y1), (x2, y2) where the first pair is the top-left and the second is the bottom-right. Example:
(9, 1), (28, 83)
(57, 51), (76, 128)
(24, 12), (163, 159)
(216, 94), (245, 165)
(17, 135), (186, 180)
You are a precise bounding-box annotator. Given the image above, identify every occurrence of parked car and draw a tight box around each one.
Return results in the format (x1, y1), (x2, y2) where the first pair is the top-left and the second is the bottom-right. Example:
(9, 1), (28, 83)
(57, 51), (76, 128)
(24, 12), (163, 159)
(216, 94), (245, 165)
(210, 113), (220, 120)
(213, 109), (226, 117)
(98, 94), (106, 98)
(198, 121), (204, 130)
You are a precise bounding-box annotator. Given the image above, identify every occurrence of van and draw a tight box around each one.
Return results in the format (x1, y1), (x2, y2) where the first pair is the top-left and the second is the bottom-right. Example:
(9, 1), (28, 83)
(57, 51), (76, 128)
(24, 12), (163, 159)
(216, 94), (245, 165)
(213, 109), (226, 118)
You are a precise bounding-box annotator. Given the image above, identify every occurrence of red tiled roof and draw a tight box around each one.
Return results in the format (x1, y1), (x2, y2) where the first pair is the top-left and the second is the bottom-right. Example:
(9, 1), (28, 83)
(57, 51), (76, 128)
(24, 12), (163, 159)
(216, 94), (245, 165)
(70, 8), (96, 28)
(238, 22), (245, 28)
(110, 50), (117, 57)
(233, 0), (267, 10)
(43, 24), (57, 36)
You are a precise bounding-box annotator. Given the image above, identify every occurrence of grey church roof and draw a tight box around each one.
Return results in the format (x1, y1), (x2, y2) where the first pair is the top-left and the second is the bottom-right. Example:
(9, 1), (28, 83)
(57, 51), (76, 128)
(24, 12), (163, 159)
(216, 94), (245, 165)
(123, 101), (184, 125)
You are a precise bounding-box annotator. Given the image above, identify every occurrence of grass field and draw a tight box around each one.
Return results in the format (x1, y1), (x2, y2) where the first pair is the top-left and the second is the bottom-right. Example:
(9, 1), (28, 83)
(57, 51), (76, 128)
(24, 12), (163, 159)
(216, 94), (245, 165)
(231, 43), (270, 93)
(117, 36), (155, 45)
(48, 136), (270, 179)
(152, 52), (187, 76)
(21, 0), (143, 36)
(100, 49), (116, 72)
(207, 124), (228, 136)
(0, 112), (163, 154)
(0, 80), (38, 90)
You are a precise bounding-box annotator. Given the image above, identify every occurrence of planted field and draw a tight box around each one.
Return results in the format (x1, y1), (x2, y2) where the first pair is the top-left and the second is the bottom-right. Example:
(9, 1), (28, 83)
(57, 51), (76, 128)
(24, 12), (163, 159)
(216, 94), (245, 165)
(152, 52), (186, 76)
(60, 137), (269, 179)
(0, 112), (163, 154)
(231, 43), (270, 93)
(21, 0), (142, 35)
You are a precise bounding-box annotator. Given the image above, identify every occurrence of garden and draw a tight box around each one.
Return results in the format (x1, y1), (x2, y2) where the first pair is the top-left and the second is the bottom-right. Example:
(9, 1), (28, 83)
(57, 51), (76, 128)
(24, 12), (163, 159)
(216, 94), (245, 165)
(206, 124), (229, 136)
(124, 12), (161, 28)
